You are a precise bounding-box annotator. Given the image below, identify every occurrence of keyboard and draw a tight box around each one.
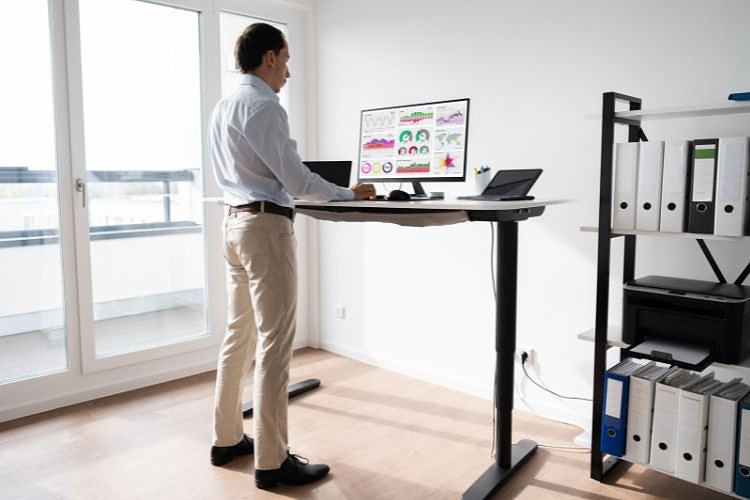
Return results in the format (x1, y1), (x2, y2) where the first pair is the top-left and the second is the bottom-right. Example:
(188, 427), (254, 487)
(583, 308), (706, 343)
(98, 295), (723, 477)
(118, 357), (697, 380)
(372, 195), (439, 201)
(457, 195), (535, 201)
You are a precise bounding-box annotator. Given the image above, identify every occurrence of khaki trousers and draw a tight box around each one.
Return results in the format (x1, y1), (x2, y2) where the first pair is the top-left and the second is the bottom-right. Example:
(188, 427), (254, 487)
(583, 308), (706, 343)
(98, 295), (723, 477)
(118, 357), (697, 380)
(212, 211), (297, 470)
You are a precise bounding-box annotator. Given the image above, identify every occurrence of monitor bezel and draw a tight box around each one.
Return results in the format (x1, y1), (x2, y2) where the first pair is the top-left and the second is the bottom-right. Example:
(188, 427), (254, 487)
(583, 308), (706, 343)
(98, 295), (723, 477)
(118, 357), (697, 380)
(356, 97), (470, 184)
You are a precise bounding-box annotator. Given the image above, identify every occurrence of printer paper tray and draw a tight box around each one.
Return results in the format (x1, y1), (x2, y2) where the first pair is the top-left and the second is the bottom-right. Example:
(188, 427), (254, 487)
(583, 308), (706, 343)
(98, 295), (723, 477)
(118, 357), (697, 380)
(625, 336), (712, 371)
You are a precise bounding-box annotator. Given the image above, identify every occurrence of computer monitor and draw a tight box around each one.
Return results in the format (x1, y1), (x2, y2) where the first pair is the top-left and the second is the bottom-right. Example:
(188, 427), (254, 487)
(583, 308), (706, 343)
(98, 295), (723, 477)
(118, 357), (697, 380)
(357, 98), (469, 197)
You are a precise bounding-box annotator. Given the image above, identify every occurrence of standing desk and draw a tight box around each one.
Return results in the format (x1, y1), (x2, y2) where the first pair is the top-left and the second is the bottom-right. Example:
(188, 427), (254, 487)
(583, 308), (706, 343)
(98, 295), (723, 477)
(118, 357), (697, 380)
(295, 198), (564, 499)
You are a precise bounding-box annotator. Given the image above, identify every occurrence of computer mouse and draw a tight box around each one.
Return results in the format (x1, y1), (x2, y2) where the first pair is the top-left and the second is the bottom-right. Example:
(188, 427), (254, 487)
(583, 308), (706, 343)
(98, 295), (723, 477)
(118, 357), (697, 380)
(386, 189), (411, 201)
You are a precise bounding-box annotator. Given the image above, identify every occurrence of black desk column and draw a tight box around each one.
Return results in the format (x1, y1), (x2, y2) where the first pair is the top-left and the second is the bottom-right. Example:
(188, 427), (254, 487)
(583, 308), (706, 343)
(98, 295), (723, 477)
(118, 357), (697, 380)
(463, 220), (538, 499)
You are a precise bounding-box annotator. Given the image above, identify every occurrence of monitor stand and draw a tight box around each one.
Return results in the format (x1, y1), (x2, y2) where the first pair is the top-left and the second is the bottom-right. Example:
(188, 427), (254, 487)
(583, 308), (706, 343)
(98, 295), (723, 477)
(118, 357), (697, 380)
(411, 181), (443, 199)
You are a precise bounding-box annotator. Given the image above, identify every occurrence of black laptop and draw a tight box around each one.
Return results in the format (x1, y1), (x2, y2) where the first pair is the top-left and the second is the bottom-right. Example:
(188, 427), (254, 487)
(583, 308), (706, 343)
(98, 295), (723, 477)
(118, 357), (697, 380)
(458, 168), (542, 201)
(303, 160), (352, 188)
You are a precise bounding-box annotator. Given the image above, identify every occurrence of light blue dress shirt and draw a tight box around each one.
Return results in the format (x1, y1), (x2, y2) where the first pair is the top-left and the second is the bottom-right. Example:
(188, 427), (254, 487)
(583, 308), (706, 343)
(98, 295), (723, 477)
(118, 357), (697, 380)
(209, 74), (354, 208)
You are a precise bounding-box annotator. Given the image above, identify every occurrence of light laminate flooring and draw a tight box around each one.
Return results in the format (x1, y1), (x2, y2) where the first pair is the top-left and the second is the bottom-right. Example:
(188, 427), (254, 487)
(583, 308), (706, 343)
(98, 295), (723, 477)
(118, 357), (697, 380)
(0, 348), (728, 499)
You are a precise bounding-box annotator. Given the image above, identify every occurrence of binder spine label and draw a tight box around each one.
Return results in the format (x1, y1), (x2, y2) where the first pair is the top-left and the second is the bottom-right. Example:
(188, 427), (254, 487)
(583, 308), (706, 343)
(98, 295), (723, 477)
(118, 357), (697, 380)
(605, 379), (623, 417)
(663, 143), (689, 196)
(660, 141), (690, 232)
(692, 145), (717, 202)
(613, 142), (639, 230)
(679, 395), (701, 431)
(654, 387), (677, 426)
(718, 142), (744, 202)
(715, 137), (749, 236)
(710, 402), (733, 456)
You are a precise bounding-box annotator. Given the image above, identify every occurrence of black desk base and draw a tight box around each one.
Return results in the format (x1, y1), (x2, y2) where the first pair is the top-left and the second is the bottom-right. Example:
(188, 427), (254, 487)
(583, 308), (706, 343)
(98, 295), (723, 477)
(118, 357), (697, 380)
(460, 219), (535, 499)
(291, 202), (551, 498)
(242, 379), (320, 418)
(463, 439), (538, 499)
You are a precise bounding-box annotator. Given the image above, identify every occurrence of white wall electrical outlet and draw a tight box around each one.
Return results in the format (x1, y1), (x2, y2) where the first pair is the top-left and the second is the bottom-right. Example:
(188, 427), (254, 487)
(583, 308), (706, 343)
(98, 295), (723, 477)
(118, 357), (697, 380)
(515, 347), (535, 365)
(335, 305), (346, 319)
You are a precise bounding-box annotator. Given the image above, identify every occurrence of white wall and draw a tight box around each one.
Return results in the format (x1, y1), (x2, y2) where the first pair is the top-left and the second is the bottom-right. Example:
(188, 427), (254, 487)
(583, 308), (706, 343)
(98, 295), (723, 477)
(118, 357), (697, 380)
(310, 0), (750, 429)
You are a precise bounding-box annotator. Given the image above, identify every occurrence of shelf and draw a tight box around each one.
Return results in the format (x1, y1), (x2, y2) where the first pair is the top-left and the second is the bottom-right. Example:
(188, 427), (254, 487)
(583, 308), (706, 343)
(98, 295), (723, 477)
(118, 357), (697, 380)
(580, 225), (749, 242)
(589, 92), (750, 486)
(578, 327), (750, 372)
(615, 454), (744, 499)
(577, 326), (627, 349)
(585, 101), (750, 121)
(616, 101), (750, 121)
(712, 355), (750, 371)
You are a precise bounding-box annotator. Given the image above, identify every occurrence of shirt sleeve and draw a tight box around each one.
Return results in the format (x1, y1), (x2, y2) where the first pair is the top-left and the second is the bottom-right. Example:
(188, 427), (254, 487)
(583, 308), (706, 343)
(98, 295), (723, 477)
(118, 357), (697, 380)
(242, 102), (354, 202)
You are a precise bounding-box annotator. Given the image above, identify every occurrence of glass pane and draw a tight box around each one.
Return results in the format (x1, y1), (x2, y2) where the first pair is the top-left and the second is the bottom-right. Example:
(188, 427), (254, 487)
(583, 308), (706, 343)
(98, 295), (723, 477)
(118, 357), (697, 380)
(0, 1), (68, 381)
(79, 0), (206, 357)
(220, 12), (287, 105)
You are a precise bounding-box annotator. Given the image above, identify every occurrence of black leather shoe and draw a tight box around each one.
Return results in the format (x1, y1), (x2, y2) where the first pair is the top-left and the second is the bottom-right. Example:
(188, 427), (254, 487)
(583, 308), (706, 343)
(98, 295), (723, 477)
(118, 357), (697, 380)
(210, 434), (254, 466)
(255, 452), (330, 489)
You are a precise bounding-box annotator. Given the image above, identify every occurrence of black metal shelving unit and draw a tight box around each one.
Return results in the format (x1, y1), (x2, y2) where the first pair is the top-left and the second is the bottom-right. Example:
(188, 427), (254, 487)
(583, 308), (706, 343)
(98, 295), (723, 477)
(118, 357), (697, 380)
(590, 92), (642, 481)
(588, 92), (750, 486)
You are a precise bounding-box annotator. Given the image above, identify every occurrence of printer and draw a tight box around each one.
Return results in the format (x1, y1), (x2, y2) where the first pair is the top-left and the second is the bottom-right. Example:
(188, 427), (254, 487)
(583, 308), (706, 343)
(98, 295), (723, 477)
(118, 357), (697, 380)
(622, 275), (750, 365)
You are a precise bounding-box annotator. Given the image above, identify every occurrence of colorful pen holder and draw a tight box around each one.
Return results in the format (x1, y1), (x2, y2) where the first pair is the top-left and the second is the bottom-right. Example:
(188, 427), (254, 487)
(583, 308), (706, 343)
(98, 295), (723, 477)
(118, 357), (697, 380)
(474, 168), (492, 194)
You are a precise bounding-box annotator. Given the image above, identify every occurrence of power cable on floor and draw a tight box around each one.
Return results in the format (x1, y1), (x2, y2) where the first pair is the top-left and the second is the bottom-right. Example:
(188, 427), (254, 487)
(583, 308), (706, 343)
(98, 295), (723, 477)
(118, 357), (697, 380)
(521, 353), (592, 402)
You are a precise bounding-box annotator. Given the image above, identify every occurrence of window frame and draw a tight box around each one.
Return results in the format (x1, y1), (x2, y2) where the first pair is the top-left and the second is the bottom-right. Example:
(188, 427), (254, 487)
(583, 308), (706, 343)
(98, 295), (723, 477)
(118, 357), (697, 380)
(0, 0), (316, 422)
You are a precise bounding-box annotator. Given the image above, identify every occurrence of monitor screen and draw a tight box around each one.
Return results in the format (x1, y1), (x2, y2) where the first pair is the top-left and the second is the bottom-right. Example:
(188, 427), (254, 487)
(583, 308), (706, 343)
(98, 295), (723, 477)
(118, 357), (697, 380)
(357, 98), (469, 183)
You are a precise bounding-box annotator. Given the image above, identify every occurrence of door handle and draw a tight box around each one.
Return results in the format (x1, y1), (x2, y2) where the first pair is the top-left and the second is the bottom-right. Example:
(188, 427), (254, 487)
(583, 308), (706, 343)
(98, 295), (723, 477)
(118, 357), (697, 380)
(75, 178), (87, 208)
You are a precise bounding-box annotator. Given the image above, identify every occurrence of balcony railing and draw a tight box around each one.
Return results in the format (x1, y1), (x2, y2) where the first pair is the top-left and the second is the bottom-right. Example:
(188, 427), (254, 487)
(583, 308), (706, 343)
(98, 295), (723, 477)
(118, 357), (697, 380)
(0, 167), (201, 247)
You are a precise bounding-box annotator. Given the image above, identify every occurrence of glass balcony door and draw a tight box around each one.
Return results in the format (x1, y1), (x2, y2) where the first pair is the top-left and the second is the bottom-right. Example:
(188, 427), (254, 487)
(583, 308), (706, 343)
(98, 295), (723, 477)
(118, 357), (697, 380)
(70, 0), (216, 371)
(0, 0), (311, 420)
(0, 1), (73, 383)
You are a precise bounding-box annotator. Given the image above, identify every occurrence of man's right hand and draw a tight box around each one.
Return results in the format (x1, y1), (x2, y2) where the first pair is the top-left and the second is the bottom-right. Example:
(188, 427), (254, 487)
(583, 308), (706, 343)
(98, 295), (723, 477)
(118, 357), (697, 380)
(350, 183), (376, 200)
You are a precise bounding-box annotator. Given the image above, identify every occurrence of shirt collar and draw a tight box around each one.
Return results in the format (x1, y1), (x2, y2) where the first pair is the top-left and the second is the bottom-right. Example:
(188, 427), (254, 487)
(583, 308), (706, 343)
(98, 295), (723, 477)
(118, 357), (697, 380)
(240, 74), (279, 101)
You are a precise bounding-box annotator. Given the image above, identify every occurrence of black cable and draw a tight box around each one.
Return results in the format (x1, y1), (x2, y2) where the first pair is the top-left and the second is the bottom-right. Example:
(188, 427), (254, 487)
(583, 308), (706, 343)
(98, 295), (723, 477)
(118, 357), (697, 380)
(490, 222), (497, 458)
(521, 356), (592, 402)
(490, 222), (496, 298)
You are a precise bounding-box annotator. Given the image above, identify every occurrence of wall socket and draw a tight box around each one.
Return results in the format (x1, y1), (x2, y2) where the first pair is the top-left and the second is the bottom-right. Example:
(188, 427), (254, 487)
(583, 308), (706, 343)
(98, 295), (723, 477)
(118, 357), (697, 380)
(515, 347), (535, 365)
(335, 305), (346, 319)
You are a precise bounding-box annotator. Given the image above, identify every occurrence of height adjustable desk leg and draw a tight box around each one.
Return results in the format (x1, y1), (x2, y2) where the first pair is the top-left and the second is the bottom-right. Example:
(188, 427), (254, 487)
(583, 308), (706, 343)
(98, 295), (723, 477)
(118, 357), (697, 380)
(463, 221), (538, 500)
(242, 379), (320, 418)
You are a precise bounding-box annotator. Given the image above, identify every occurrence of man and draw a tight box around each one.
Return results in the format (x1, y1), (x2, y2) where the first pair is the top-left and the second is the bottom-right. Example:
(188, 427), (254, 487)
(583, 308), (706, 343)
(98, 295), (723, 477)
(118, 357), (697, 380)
(208, 23), (375, 490)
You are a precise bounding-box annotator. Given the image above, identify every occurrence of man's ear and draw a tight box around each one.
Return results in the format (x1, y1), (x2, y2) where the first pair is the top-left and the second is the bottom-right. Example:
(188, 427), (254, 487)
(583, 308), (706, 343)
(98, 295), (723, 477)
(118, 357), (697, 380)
(264, 49), (277, 68)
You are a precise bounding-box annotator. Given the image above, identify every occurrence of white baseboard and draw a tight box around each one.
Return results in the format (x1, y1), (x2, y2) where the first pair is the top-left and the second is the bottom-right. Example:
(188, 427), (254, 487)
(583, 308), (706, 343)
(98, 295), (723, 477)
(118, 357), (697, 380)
(293, 336), (309, 351)
(574, 428), (592, 448)
(0, 358), (216, 423)
(320, 339), (489, 397)
(513, 392), (590, 433)
(319, 339), (590, 433)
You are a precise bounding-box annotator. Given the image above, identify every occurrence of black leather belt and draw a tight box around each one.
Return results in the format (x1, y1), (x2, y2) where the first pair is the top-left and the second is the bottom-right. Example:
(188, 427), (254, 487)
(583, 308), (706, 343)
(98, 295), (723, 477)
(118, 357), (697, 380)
(228, 201), (294, 221)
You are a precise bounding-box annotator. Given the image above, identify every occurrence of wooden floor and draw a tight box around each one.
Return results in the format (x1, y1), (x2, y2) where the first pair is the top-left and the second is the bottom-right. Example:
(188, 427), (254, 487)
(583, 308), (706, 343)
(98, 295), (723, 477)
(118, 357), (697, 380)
(0, 349), (729, 499)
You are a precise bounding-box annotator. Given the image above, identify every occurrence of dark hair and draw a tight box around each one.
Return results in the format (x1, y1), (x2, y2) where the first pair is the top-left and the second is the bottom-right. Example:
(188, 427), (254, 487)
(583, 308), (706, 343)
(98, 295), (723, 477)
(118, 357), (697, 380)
(235, 23), (286, 74)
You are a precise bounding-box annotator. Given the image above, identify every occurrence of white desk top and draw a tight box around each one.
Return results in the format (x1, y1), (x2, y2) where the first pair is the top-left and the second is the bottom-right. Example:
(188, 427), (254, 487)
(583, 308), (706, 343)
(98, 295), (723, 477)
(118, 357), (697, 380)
(295, 198), (567, 227)
(296, 198), (567, 211)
